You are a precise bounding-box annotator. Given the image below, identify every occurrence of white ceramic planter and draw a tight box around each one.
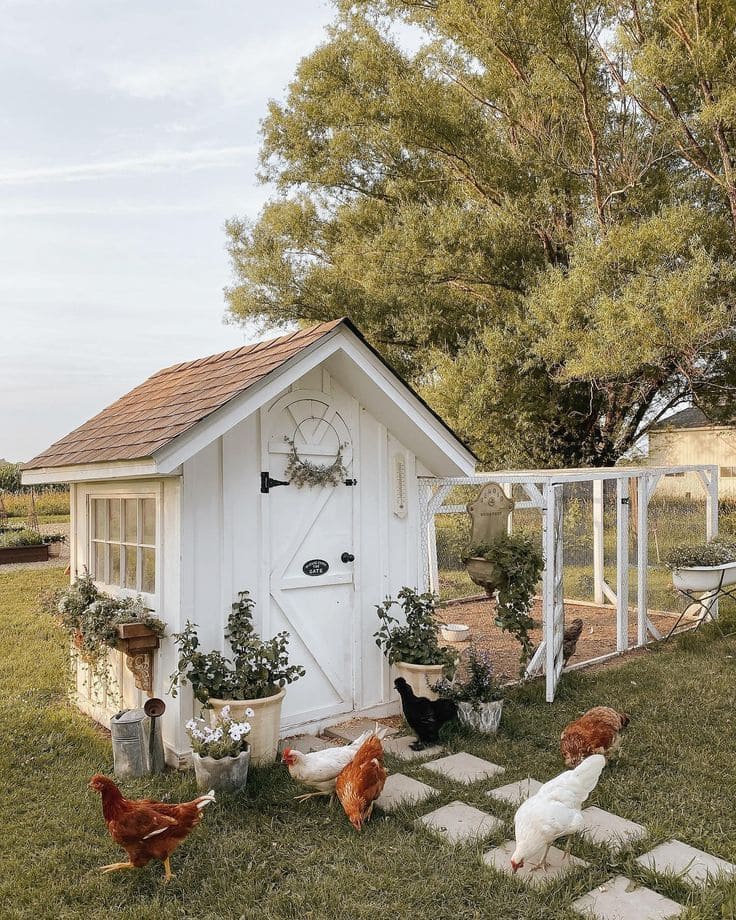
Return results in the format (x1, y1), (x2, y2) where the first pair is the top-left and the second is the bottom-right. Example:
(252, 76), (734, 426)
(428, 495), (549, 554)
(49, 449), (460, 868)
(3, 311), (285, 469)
(441, 623), (471, 643)
(394, 661), (445, 701)
(671, 561), (736, 593)
(456, 699), (504, 734)
(192, 748), (250, 793)
(208, 688), (286, 767)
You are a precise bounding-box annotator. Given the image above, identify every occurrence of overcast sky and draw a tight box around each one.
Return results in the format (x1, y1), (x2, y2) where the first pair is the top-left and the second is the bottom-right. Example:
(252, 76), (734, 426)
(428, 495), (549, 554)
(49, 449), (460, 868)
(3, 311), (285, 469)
(1, 0), (335, 462)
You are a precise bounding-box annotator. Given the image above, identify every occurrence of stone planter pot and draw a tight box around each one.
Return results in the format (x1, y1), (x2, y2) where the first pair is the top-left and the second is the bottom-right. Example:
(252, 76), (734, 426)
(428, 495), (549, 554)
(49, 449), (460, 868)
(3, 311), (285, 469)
(463, 557), (501, 596)
(456, 699), (504, 734)
(47, 540), (63, 558)
(671, 561), (736, 593)
(209, 688), (286, 766)
(192, 748), (250, 793)
(393, 661), (446, 701)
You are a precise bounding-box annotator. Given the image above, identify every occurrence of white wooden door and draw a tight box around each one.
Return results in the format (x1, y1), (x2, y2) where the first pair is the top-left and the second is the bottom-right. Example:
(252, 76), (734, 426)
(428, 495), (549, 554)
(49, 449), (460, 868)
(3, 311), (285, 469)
(263, 386), (357, 726)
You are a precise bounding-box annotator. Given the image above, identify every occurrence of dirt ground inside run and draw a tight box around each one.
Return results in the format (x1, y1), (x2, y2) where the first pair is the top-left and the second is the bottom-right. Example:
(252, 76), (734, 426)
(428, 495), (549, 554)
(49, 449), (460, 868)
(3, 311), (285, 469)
(440, 595), (678, 682)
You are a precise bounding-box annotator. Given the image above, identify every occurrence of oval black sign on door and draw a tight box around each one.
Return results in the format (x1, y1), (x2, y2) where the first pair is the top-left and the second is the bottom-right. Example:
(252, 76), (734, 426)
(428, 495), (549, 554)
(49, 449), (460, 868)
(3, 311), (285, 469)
(302, 559), (329, 577)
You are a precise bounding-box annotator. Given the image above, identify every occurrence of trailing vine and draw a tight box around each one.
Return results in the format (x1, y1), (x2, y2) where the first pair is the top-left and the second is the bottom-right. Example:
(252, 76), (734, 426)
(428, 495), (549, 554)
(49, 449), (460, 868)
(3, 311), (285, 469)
(468, 534), (544, 676)
(283, 436), (346, 487)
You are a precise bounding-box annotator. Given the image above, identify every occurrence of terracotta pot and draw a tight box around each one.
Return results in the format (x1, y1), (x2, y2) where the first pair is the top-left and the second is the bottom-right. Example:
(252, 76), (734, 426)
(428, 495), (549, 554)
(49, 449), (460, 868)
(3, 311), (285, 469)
(208, 688), (286, 766)
(393, 661), (445, 701)
(464, 556), (501, 595)
(192, 748), (250, 793)
(456, 699), (504, 734)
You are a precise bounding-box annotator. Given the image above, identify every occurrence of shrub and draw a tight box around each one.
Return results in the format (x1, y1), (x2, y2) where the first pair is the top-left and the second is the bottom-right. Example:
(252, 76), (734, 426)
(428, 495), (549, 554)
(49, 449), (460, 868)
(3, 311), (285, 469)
(432, 647), (502, 708)
(0, 529), (46, 548)
(170, 590), (305, 705)
(665, 540), (736, 569)
(374, 587), (457, 669)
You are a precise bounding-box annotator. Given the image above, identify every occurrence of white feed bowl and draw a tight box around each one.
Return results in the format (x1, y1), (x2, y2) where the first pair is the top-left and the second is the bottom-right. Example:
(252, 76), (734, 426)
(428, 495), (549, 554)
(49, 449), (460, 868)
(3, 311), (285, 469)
(441, 623), (471, 643)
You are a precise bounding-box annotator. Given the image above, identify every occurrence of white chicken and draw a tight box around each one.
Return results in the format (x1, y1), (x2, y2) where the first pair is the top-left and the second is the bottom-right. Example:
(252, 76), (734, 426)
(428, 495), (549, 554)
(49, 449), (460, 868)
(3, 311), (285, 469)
(510, 754), (606, 873)
(281, 727), (389, 801)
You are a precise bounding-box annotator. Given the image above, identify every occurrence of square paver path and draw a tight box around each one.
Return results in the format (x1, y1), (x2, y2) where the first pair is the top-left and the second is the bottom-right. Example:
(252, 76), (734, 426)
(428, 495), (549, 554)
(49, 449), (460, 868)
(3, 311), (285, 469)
(636, 839), (736, 886)
(375, 773), (438, 812)
(278, 734), (331, 754)
(487, 778), (543, 806)
(483, 839), (588, 887)
(423, 752), (505, 784)
(416, 801), (504, 845)
(579, 806), (647, 851)
(572, 876), (683, 919)
(323, 718), (398, 743)
(383, 735), (443, 761)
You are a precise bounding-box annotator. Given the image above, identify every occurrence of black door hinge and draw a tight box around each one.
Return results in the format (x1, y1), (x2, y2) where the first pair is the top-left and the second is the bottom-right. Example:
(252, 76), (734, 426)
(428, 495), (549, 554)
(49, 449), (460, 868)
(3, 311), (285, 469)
(344, 478), (358, 486)
(261, 472), (290, 494)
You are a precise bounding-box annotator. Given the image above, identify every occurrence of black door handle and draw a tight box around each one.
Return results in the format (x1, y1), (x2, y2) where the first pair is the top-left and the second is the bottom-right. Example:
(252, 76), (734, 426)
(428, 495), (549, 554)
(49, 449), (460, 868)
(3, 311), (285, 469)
(341, 552), (355, 563)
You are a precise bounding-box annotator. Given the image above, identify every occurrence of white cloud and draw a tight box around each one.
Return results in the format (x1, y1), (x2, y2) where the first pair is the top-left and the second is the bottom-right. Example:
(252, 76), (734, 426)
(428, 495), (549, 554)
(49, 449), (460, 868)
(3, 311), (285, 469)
(0, 146), (257, 185)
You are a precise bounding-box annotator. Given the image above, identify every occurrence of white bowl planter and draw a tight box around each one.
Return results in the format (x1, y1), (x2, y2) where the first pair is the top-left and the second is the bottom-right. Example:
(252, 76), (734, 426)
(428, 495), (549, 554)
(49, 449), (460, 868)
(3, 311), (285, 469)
(192, 748), (250, 793)
(671, 561), (736, 593)
(208, 688), (286, 767)
(441, 623), (471, 643)
(456, 700), (504, 734)
(393, 661), (445, 701)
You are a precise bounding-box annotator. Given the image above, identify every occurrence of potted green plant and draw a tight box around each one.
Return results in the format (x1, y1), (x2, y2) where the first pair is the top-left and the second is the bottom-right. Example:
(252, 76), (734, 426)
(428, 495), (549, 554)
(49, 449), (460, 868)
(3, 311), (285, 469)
(44, 532), (66, 558)
(170, 590), (305, 766)
(0, 528), (49, 564)
(374, 587), (456, 700)
(465, 534), (544, 676)
(186, 705), (252, 793)
(432, 648), (504, 733)
(665, 540), (736, 592)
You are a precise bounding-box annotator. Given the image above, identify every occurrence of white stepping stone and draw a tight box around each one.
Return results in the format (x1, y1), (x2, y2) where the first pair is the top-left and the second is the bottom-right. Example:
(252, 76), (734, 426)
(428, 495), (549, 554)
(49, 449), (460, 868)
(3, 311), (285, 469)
(416, 800), (503, 845)
(278, 734), (331, 754)
(375, 773), (438, 812)
(572, 876), (683, 919)
(483, 839), (588, 887)
(323, 718), (398, 743)
(487, 778), (543, 806)
(636, 839), (736, 886)
(383, 735), (443, 761)
(423, 752), (505, 784)
(579, 807), (647, 851)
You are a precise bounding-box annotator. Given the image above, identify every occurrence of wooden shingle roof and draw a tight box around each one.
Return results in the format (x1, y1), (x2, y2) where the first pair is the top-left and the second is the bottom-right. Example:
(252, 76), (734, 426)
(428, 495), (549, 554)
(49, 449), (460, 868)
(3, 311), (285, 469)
(24, 319), (344, 469)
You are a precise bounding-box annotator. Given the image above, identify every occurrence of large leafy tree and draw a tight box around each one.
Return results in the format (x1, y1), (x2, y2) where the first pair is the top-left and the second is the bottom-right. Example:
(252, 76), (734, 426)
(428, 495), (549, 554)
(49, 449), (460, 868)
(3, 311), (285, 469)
(226, 0), (736, 467)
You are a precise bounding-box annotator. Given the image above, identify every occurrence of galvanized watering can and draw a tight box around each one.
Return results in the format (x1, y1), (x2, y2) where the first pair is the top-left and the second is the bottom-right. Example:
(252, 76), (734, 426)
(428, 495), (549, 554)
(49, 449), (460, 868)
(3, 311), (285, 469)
(110, 698), (166, 778)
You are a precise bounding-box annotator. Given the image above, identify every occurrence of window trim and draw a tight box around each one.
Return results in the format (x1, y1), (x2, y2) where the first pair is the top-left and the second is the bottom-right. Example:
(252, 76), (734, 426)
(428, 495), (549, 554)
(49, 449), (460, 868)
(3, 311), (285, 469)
(87, 490), (160, 605)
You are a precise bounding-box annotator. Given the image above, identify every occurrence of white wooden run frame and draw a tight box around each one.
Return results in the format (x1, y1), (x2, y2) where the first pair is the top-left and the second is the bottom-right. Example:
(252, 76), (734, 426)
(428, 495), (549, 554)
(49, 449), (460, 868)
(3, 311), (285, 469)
(418, 465), (719, 702)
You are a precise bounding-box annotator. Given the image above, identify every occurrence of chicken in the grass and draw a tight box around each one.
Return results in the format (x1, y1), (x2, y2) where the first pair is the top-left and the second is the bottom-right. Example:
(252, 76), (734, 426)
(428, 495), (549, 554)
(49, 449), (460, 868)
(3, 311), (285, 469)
(560, 706), (630, 767)
(335, 733), (387, 831)
(394, 677), (456, 750)
(562, 618), (584, 666)
(89, 774), (215, 881)
(511, 754), (605, 873)
(281, 726), (389, 800)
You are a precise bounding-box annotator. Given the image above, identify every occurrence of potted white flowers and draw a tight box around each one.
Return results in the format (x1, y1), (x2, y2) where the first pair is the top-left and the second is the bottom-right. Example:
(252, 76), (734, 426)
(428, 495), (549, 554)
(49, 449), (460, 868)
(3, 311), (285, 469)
(374, 588), (456, 700)
(665, 540), (736, 592)
(186, 705), (252, 793)
(170, 590), (305, 766)
(432, 648), (504, 734)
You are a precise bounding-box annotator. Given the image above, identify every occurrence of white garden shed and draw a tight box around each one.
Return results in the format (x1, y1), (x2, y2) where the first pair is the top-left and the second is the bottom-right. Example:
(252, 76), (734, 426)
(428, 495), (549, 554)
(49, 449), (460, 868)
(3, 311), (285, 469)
(23, 318), (475, 764)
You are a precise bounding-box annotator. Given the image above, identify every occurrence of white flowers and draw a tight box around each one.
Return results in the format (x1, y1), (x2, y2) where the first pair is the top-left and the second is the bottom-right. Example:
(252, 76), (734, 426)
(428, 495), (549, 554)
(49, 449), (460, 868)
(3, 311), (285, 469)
(185, 707), (252, 759)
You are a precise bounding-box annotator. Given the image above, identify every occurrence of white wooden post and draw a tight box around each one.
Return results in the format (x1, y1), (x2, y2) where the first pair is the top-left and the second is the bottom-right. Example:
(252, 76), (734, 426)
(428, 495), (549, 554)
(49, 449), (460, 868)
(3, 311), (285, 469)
(636, 474), (648, 646)
(616, 477), (630, 652)
(706, 466), (719, 541)
(593, 478), (604, 605)
(544, 483), (556, 701)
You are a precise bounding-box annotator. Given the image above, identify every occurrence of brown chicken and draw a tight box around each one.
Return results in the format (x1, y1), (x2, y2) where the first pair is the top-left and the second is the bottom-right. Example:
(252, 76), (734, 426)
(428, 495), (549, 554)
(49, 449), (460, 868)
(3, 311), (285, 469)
(562, 618), (584, 665)
(89, 774), (215, 881)
(335, 734), (387, 831)
(560, 707), (630, 767)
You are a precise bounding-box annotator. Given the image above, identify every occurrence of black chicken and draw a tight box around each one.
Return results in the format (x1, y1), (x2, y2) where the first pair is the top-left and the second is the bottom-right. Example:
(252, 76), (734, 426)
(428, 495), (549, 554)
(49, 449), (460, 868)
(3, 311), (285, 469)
(394, 677), (456, 750)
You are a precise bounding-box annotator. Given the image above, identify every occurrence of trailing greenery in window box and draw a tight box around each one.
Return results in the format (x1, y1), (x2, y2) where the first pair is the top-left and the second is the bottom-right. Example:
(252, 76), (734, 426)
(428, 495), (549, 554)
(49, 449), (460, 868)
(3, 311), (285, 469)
(467, 534), (544, 675)
(169, 590), (305, 705)
(374, 587), (456, 670)
(42, 571), (164, 670)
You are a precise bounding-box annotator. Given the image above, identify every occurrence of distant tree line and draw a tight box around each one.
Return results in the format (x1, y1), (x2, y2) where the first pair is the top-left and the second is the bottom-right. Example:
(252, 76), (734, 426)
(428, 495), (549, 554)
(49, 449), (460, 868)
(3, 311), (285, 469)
(0, 462), (66, 494)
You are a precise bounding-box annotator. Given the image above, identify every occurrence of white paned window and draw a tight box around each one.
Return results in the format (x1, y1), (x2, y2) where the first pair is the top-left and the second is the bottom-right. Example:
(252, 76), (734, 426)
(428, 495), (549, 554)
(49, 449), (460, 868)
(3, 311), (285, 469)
(90, 497), (156, 595)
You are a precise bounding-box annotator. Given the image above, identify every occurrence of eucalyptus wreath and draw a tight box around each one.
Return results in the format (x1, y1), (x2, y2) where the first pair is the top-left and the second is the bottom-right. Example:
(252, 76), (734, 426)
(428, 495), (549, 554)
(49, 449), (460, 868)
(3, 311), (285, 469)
(283, 436), (347, 488)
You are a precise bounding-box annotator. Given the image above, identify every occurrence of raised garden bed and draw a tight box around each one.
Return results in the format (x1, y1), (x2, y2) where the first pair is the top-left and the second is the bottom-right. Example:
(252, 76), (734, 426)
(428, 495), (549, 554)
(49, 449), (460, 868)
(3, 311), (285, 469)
(0, 544), (49, 564)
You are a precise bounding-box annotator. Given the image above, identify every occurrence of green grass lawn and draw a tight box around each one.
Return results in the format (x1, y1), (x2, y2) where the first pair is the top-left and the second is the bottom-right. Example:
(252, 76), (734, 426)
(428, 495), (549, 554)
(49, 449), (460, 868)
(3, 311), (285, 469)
(3, 568), (736, 919)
